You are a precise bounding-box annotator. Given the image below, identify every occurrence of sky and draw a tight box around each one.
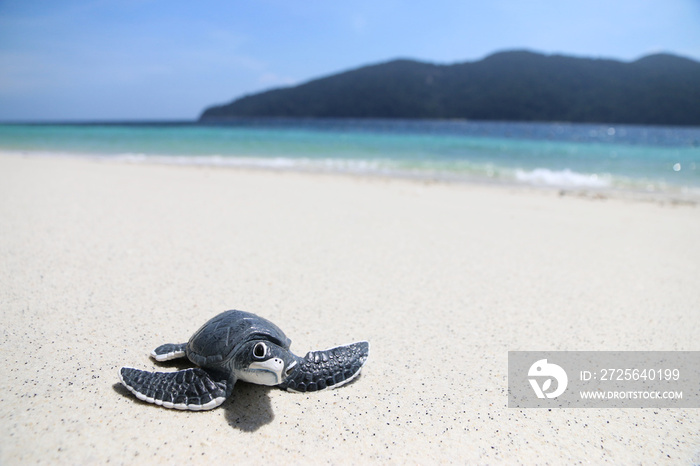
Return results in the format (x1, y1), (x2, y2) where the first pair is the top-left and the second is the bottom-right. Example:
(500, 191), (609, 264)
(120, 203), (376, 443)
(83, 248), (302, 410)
(1, 0), (699, 121)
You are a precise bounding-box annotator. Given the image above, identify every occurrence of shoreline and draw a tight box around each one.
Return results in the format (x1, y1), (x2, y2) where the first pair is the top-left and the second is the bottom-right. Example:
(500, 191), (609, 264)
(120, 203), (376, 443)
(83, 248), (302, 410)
(3, 149), (698, 206)
(1, 153), (698, 463)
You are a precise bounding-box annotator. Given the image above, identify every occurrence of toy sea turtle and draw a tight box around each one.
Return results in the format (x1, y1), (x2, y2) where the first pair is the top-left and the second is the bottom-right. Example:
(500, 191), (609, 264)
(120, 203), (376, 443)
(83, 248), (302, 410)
(119, 310), (369, 411)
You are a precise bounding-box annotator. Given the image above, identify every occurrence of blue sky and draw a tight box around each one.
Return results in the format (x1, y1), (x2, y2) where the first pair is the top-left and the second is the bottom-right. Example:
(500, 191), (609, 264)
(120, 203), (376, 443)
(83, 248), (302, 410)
(1, 0), (699, 121)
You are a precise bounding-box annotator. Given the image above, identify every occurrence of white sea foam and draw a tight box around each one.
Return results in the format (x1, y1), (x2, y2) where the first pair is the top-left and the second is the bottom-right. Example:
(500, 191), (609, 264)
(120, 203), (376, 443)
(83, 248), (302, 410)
(111, 153), (387, 174)
(112, 154), (615, 190)
(514, 168), (611, 188)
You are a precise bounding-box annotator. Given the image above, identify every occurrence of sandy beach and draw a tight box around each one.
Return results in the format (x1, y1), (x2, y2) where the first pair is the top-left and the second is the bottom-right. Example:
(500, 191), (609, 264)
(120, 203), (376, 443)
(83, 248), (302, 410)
(1, 153), (698, 464)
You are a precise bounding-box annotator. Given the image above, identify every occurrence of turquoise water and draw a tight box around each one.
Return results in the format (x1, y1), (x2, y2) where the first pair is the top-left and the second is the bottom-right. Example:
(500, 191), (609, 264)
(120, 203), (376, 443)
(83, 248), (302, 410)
(1, 119), (699, 196)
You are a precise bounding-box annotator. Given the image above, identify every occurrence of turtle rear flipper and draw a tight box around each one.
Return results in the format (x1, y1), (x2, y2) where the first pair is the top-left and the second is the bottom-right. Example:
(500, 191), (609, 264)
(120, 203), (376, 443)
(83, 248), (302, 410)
(119, 367), (231, 411)
(151, 343), (187, 362)
(279, 341), (369, 393)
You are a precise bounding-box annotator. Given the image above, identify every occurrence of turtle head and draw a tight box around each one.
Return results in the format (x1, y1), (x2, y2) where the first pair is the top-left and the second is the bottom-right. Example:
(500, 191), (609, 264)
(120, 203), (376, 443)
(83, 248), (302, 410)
(233, 340), (297, 386)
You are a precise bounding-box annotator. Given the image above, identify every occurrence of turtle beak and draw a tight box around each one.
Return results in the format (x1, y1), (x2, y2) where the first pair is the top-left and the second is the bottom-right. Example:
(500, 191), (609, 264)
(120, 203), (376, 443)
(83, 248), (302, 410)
(247, 358), (285, 385)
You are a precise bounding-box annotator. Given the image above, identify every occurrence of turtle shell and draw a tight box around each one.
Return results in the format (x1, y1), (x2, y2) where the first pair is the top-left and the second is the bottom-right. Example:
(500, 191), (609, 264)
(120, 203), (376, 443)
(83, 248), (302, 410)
(186, 310), (291, 367)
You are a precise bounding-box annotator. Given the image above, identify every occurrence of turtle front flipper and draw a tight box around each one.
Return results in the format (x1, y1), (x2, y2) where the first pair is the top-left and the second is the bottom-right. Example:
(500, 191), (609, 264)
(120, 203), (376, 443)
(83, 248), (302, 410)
(151, 343), (187, 362)
(119, 367), (232, 411)
(278, 341), (369, 392)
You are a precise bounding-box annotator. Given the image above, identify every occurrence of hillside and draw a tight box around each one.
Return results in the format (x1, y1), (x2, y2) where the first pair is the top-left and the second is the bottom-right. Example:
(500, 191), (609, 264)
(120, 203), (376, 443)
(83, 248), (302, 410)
(200, 51), (700, 126)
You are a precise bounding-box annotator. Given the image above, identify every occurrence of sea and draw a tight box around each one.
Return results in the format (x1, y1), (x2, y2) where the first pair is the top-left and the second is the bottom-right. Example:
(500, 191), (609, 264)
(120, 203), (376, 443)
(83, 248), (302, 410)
(1, 118), (699, 200)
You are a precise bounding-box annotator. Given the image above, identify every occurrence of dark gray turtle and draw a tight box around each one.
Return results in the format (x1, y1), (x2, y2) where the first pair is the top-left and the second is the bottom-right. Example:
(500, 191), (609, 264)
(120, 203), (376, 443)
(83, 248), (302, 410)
(119, 310), (369, 411)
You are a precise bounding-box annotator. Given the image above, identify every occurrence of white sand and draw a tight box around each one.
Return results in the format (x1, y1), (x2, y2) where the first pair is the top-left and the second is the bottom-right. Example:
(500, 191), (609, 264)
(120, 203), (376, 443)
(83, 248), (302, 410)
(1, 153), (698, 464)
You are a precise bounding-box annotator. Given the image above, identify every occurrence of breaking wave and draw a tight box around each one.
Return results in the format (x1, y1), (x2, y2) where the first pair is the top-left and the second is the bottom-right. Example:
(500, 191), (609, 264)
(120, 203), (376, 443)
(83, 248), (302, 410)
(514, 168), (611, 188)
(113, 154), (619, 190)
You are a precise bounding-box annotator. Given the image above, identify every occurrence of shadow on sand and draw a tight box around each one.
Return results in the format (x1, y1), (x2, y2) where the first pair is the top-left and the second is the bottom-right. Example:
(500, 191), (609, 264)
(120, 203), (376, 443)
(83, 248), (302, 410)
(221, 382), (274, 431)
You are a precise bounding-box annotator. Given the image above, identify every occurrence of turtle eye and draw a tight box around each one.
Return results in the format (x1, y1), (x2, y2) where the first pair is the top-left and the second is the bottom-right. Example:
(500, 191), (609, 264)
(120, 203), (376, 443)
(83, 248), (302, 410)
(253, 342), (267, 359)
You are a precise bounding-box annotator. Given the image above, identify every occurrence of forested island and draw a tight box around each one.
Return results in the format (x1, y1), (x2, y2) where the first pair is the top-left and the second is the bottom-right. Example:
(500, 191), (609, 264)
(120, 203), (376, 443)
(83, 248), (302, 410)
(200, 51), (700, 126)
